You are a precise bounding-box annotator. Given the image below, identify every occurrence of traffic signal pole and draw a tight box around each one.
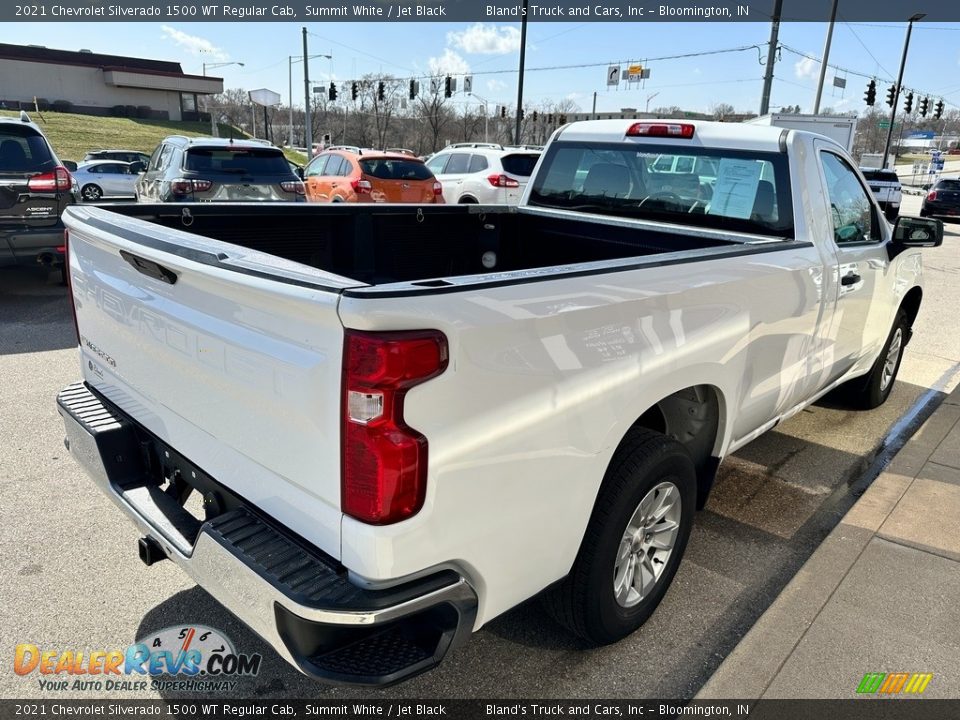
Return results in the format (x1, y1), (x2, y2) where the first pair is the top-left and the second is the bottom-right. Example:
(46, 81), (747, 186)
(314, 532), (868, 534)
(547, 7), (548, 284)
(514, 0), (528, 145)
(883, 14), (924, 169)
(812, 0), (839, 114)
(303, 27), (312, 155)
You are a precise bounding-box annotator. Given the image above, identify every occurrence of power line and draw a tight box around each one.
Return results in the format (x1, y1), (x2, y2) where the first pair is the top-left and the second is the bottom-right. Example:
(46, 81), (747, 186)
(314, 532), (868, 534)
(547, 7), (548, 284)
(840, 18), (894, 80)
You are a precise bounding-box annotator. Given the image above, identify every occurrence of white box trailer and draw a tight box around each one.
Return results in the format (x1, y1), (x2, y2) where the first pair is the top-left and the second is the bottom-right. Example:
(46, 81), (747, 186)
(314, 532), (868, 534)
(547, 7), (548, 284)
(746, 113), (857, 153)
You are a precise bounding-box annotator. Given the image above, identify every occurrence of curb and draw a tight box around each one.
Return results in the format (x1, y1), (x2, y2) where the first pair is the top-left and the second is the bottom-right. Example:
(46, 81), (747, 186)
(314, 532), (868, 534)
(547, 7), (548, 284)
(695, 386), (960, 700)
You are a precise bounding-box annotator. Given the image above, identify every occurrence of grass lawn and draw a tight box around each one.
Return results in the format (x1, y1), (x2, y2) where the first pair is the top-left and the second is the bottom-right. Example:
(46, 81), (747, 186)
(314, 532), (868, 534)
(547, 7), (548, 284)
(1, 109), (307, 165)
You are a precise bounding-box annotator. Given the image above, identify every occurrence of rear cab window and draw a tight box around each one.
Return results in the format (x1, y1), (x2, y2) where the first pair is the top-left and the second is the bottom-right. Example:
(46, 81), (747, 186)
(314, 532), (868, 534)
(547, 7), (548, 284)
(529, 141), (794, 238)
(360, 158), (434, 181)
(0, 125), (55, 173)
(184, 147), (291, 175)
(860, 169), (900, 184)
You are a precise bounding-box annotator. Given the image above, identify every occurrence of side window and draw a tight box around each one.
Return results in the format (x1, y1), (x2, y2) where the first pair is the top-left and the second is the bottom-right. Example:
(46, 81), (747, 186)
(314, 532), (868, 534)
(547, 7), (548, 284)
(674, 156), (695, 174)
(157, 145), (175, 172)
(468, 154), (489, 173)
(338, 157), (354, 177)
(426, 154), (448, 174)
(305, 154), (328, 177)
(147, 146), (163, 171)
(443, 153), (471, 174)
(324, 155), (344, 177)
(86, 165), (102, 174)
(103, 164), (122, 174)
(821, 152), (876, 245)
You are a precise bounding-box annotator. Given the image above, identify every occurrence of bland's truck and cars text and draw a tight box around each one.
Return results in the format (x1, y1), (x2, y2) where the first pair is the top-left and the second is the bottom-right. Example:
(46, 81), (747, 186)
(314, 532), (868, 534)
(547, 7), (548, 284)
(57, 120), (943, 686)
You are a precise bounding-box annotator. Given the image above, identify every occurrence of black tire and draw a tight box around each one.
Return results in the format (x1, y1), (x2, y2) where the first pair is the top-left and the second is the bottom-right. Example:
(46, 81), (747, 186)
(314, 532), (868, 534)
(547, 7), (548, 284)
(81, 184), (102, 201)
(543, 428), (696, 645)
(843, 309), (909, 410)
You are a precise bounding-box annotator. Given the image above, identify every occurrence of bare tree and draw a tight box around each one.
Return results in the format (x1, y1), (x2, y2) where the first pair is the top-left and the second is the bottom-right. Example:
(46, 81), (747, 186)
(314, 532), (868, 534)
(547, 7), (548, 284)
(417, 76), (453, 152)
(711, 102), (735, 121)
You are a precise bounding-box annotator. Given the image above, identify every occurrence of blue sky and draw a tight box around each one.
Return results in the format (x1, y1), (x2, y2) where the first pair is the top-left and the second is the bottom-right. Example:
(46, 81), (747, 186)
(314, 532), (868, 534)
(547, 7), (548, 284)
(5, 20), (959, 115)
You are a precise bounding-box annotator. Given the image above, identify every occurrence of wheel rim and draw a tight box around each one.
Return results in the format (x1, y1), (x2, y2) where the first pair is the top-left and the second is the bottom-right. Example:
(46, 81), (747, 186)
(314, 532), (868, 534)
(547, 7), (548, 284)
(613, 481), (682, 608)
(880, 327), (903, 393)
(82, 185), (101, 200)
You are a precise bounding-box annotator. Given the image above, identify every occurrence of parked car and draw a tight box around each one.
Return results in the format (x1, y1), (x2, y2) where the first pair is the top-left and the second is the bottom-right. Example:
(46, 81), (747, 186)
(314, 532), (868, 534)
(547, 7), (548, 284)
(83, 149), (151, 166)
(860, 167), (901, 221)
(920, 178), (960, 220)
(303, 149), (443, 203)
(0, 111), (73, 276)
(135, 136), (304, 203)
(73, 160), (141, 201)
(425, 146), (541, 204)
(59, 120), (943, 687)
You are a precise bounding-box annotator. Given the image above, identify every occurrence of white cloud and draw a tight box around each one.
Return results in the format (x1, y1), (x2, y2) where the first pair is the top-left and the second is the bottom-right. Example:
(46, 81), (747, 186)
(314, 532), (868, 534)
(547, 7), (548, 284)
(692, 67), (702, 76)
(447, 24), (521, 55)
(486, 79), (508, 93)
(160, 25), (227, 61)
(428, 48), (470, 76)
(794, 56), (818, 80)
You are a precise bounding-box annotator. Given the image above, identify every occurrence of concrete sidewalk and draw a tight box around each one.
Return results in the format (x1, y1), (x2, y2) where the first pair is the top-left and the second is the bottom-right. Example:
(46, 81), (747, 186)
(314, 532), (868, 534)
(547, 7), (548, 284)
(697, 385), (960, 699)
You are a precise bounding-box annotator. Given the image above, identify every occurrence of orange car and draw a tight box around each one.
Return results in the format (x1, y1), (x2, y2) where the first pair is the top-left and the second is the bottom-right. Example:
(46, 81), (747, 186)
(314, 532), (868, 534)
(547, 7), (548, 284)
(303, 150), (444, 203)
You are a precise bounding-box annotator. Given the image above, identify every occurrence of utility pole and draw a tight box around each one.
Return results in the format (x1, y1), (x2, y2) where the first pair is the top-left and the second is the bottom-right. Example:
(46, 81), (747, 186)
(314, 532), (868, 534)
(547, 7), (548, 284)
(883, 14), (925, 169)
(759, 0), (783, 116)
(813, 0), (839, 114)
(288, 56), (294, 147)
(592, 91), (597, 120)
(514, 0), (528, 145)
(302, 27), (312, 156)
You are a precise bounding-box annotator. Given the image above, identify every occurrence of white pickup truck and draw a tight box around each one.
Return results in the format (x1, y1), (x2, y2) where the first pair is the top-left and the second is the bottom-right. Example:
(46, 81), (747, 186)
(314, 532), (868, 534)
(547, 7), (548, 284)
(57, 120), (943, 687)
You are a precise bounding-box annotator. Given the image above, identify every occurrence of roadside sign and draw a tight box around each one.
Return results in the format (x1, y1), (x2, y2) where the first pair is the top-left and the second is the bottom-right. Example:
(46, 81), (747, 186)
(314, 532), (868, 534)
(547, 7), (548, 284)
(627, 64), (643, 79)
(878, 121), (890, 129)
(607, 65), (620, 86)
(463, 76), (473, 94)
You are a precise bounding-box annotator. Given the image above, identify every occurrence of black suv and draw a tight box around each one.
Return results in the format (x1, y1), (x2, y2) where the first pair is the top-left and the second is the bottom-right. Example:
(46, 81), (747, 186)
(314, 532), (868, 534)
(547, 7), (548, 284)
(1, 112), (73, 274)
(83, 149), (152, 166)
(136, 136), (304, 203)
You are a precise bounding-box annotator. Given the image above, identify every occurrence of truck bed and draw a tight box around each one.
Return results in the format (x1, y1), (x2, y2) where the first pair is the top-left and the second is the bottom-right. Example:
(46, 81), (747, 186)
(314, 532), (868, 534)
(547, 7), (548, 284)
(94, 203), (747, 287)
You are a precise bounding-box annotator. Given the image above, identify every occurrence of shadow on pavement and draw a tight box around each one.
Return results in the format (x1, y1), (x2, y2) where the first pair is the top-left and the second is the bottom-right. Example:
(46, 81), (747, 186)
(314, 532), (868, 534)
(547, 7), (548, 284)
(0, 267), (75, 355)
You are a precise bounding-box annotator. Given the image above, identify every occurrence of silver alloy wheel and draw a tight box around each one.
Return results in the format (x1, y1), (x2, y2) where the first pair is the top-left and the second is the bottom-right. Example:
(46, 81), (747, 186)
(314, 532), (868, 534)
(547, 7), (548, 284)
(82, 184), (102, 201)
(613, 481), (682, 608)
(880, 327), (903, 393)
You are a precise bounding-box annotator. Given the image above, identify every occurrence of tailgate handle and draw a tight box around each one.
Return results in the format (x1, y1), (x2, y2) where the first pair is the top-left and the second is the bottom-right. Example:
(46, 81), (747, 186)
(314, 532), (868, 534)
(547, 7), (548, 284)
(120, 251), (179, 285)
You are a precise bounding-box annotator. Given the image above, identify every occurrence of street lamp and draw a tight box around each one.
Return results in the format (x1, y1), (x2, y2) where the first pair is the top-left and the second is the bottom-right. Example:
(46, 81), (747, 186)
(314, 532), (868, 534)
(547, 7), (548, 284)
(289, 53), (332, 148)
(883, 13), (925, 168)
(468, 90), (491, 142)
(201, 61), (244, 137)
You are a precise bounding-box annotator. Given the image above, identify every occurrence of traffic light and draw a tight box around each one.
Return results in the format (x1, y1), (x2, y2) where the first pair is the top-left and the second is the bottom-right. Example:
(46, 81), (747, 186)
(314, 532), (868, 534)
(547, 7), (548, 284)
(886, 85), (896, 108)
(377, 81), (385, 102)
(864, 80), (876, 106)
(934, 100), (944, 120)
(548, 114), (554, 124)
(919, 96), (929, 117)
(328, 82), (337, 102)
(500, 105), (506, 119)
(532, 110), (538, 122)
(351, 82), (358, 101)
(903, 92), (913, 114)
(444, 76), (452, 98)
(409, 79), (416, 100)
(559, 114), (567, 125)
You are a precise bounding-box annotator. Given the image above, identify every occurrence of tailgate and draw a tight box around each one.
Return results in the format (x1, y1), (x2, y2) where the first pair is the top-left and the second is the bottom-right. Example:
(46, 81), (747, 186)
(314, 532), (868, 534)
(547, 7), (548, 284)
(63, 206), (353, 558)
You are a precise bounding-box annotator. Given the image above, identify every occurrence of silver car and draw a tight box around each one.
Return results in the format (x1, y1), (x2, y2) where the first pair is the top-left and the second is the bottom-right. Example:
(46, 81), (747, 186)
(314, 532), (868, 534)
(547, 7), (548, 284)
(73, 160), (142, 201)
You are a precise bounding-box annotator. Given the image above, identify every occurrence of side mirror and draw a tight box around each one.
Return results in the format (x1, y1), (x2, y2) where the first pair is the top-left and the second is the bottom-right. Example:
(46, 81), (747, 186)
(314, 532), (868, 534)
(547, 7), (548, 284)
(893, 216), (943, 248)
(63, 160), (78, 172)
(296, 166), (304, 180)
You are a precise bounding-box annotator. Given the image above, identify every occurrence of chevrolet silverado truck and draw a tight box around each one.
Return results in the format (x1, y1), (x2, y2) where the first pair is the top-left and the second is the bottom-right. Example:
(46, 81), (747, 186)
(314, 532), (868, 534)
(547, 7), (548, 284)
(57, 120), (943, 687)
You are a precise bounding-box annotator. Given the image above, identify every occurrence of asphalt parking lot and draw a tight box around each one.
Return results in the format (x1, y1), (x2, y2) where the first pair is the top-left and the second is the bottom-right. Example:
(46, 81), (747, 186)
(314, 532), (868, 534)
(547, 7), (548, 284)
(2, 195), (959, 700)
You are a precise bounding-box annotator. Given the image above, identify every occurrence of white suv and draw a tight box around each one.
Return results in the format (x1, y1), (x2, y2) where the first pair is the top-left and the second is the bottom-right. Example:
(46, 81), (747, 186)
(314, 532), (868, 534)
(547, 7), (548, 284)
(425, 145), (541, 204)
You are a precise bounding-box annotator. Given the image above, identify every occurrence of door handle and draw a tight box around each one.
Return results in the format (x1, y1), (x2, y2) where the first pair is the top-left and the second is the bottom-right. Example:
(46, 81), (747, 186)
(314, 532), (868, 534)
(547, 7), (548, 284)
(841, 273), (861, 286)
(120, 251), (178, 285)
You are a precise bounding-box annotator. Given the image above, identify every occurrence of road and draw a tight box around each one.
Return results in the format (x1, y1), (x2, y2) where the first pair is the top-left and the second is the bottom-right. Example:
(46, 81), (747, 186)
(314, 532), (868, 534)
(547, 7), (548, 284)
(1, 195), (958, 701)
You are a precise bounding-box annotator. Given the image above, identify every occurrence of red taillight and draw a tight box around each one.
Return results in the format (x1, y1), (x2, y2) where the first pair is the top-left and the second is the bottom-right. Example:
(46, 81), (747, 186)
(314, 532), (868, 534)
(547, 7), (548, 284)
(28, 166), (72, 192)
(626, 122), (695, 139)
(432, 181), (443, 196)
(280, 180), (305, 195)
(64, 230), (80, 346)
(351, 178), (373, 194)
(927, 191), (938, 201)
(342, 330), (448, 525)
(487, 173), (520, 188)
(170, 178), (212, 195)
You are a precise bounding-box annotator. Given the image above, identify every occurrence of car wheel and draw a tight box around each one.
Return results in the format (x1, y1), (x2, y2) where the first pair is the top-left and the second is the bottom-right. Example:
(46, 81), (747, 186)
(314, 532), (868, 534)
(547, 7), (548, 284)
(542, 428), (696, 645)
(842, 309), (909, 410)
(81, 184), (103, 201)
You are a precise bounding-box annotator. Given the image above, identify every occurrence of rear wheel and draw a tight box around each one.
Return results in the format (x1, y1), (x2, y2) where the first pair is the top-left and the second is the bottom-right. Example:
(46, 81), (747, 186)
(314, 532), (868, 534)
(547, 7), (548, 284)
(543, 428), (696, 645)
(81, 184), (102, 201)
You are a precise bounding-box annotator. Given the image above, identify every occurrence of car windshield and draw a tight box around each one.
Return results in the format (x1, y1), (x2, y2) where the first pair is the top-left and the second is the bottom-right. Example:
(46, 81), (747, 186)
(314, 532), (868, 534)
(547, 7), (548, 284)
(501, 153), (540, 177)
(935, 180), (960, 192)
(860, 169), (899, 183)
(184, 147), (291, 175)
(359, 158), (433, 181)
(528, 141), (794, 237)
(0, 127), (55, 173)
